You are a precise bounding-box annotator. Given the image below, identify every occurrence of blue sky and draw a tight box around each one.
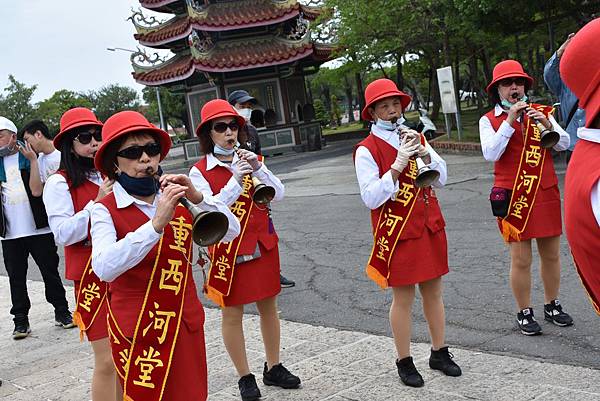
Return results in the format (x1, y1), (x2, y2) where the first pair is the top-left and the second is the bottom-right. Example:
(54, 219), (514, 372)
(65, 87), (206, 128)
(0, 0), (169, 103)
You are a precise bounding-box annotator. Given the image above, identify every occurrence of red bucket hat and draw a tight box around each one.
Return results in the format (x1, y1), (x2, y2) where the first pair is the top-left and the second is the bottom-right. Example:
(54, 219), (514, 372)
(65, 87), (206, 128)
(53, 107), (103, 149)
(486, 60), (534, 94)
(94, 111), (171, 176)
(361, 79), (412, 121)
(560, 18), (600, 128)
(195, 99), (246, 137)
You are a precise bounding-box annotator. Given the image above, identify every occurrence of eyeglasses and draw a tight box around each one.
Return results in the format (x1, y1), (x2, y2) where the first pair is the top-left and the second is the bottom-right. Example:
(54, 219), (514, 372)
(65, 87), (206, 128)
(498, 77), (527, 87)
(212, 121), (239, 133)
(116, 142), (161, 159)
(74, 131), (103, 145)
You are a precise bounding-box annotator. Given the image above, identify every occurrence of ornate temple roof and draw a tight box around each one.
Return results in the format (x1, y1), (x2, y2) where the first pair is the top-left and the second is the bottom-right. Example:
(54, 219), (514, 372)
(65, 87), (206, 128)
(134, 0), (322, 46)
(132, 36), (333, 85)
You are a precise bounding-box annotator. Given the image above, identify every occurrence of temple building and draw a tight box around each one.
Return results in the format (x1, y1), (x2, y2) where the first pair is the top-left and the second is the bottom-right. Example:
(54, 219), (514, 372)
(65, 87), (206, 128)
(129, 0), (333, 156)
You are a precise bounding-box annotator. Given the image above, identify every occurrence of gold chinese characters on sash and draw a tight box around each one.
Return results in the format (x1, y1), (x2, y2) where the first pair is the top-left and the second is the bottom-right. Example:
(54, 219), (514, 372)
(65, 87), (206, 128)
(72, 257), (108, 341)
(108, 205), (193, 401)
(501, 103), (554, 242)
(205, 174), (254, 307)
(366, 158), (421, 288)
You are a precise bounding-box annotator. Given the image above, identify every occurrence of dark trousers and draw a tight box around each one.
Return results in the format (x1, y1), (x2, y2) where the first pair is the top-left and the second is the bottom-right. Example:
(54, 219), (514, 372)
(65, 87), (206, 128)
(2, 233), (68, 323)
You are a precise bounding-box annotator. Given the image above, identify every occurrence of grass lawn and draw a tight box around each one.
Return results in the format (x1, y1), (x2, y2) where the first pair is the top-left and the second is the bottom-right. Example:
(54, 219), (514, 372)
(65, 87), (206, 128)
(322, 104), (483, 143)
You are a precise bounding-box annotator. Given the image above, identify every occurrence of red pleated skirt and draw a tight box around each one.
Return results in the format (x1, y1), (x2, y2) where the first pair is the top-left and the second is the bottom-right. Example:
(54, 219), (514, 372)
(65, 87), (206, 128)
(73, 280), (108, 341)
(497, 185), (563, 242)
(388, 228), (449, 287)
(223, 242), (281, 306)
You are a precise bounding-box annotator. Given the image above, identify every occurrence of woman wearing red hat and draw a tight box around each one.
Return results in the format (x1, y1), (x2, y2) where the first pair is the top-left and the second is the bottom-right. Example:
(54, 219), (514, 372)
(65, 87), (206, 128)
(89, 110), (239, 401)
(479, 60), (573, 336)
(189, 99), (299, 401)
(42, 107), (117, 401)
(561, 18), (600, 317)
(354, 78), (460, 388)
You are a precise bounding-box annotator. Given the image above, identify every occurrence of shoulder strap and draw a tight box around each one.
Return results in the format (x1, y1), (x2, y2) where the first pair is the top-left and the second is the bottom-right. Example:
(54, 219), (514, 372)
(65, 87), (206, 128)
(564, 100), (580, 128)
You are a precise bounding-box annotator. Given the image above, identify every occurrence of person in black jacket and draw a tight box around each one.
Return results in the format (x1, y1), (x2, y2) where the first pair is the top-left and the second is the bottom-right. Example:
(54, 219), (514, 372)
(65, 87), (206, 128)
(227, 90), (296, 288)
(0, 116), (74, 340)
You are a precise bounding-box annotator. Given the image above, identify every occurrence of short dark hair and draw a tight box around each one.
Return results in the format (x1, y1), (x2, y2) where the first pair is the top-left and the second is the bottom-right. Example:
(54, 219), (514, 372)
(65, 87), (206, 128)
(20, 119), (51, 140)
(197, 120), (248, 155)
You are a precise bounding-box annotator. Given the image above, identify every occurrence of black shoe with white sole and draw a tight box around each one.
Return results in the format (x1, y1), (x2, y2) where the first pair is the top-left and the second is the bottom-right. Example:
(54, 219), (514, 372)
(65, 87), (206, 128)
(544, 300), (573, 327)
(517, 307), (542, 336)
(54, 310), (76, 329)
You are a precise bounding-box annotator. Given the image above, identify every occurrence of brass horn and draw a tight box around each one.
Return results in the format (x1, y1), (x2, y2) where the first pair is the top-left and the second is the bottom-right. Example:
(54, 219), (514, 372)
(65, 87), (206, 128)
(234, 145), (275, 205)
(394, 120), (440, 188)
(149, 166), (228, 246)
(512, 94), (559, 149)
(178, 198), (229, 246)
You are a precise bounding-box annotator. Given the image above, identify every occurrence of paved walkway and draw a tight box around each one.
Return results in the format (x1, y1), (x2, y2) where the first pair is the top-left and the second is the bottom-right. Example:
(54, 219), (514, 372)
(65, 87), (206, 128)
(0, 277), (598, 401)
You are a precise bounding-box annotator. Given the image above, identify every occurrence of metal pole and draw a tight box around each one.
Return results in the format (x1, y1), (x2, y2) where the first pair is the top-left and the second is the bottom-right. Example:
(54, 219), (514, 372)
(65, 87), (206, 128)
(455, 111), (462, 141)
(155, 86), (165, 130)
(444, 113), (451, 139)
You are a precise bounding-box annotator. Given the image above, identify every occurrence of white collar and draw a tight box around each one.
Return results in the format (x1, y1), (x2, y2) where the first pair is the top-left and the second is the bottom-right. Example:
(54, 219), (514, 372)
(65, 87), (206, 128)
(205, 152), (240, 171)
(577, 127), (600, 144)
(113, 181), (159, 209)
(371, 123), (398, 142)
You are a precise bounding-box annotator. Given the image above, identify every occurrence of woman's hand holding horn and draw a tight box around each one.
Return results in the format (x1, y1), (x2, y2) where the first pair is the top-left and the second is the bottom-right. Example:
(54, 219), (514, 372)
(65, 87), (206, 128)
(159, 173), (204, 204)
(236, 148), (261, 171)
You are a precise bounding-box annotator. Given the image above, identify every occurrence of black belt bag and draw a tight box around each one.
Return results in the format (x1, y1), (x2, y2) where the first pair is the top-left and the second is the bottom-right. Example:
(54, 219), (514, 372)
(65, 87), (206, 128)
(490, 187), (512, 218)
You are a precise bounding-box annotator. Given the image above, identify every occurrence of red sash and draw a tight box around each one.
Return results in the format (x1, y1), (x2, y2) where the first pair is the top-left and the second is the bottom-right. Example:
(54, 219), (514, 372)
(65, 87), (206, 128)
(501, 104), (554, 241)
(73, 258), (108, 341)
(107, 205), (194, 401)
(205, 174), (254, 306)
(366, 158), (421, 288)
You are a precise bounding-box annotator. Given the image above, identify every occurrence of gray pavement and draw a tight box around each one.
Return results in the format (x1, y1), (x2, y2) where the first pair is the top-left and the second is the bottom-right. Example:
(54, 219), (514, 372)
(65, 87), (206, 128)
(1, 139), (599, 400)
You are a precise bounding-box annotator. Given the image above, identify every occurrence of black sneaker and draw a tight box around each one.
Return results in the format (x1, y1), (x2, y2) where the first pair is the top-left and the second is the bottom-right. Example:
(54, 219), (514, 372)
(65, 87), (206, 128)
(54, 310), (76, 329)
(263, 362), (300, 389)
(12, 320), (31, 340)
(280, 275), (295, 288)
(429, 346), (462, 377)
(544, 300), (573, 327)
(517, 307), (542, 336)
(238, 374), (261, 401)
(395, 356), (424, 387)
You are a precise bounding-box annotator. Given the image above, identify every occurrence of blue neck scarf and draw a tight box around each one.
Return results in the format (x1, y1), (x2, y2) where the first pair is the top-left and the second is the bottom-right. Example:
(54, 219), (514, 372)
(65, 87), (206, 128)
(0, 152), (31, 183)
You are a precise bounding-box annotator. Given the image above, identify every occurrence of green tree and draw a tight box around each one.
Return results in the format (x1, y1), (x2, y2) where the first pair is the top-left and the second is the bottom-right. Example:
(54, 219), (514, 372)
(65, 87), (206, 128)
(142, 86), (187, 132)
(88, 84), (140, 122)
(313, 99), (328, 125)
(0, 75), (37, 129)
(36, 90), (93, 136)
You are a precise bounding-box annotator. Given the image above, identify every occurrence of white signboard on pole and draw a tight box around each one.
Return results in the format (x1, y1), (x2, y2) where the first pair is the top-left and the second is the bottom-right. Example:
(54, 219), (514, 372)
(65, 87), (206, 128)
(436, 66), (457, 114)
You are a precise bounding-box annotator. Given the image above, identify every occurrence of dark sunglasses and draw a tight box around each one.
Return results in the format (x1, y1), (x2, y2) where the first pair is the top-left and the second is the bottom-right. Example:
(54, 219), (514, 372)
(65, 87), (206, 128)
(498, 77), (527, 87)
(212, 121), (239, 133)
(116, 142), (161, 159)
(74, 131), (103, 145)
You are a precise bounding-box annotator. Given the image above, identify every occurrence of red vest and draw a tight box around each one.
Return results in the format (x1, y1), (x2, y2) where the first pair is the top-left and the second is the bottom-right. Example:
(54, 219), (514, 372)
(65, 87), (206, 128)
(57, 171), (98, 281)
(564, 139), (600, 311)
(194, 157), (278, 255)
(98, 194), (203, 337)
(354, 134), (445, 239)
(484, 110), (558, 189)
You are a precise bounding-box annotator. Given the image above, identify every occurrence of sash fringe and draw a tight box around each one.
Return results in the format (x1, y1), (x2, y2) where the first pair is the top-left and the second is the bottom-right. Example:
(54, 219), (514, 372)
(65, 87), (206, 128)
(72, 310), (85, 342)
(366, 265), (388, 289)
(205, 285), (225, 307)
(500, 219), (521, 242)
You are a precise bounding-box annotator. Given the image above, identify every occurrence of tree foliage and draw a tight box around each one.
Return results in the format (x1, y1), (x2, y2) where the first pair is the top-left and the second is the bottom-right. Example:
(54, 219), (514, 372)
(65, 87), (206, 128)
(142, 86), (187, 130)
(0, 75), (37, 129)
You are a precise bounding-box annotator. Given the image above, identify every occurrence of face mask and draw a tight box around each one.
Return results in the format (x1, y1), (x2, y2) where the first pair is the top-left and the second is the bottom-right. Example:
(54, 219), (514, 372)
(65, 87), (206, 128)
(500, 94), (528, 109)
(0, 145), (12, 158)
(116, 165), (162, 197)
(374, 116), (404, 131)
(237, 108), (252, 121)
(213, 142), (239, 156)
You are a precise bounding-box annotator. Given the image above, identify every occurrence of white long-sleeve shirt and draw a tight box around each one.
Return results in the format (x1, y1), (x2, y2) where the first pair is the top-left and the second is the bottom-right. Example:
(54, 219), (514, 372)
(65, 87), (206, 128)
(576, 127), (600, 227)
(189, 153), (284, 207)
(354, 124), (448, 210)
(91, 181), (240, 282)
(42, 172), (102, 246)
(479, 104), (570, 162)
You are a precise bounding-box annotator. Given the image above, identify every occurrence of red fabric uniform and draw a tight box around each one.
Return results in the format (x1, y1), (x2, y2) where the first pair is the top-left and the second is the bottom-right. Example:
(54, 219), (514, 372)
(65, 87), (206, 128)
(565, 140), (600, 313)
(484, 110), (562, 241)
(98, 194), (207, 401)
(57, 171), (107, 341)
(355, 134), (448, 286)
(195, 158), (281, 306)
